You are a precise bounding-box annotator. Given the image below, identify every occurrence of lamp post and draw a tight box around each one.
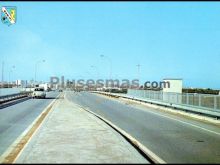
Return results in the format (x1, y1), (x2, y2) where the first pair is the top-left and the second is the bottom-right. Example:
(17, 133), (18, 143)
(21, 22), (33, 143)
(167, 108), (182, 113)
(90, 65), (99, 79)
(8, 65), (15, 88)
(34, 60), (45, 87)
(1, 61), (4, 88)
(137, 63), (141, 81)
(90, 65), (100, 90)
(100, 54), (112, 93)
(100, 54), (112, 79)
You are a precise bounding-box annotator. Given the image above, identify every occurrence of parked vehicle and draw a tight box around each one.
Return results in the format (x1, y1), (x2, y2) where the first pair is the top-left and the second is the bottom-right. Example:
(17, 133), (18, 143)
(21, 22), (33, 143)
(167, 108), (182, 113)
(32, 87), (46, 99)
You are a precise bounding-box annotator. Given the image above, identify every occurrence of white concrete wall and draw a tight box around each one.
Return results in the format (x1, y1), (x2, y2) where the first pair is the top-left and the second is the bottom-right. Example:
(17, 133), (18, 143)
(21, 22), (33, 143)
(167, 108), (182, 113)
(162, 79), (183, 103)
(163, 79), (183, 93)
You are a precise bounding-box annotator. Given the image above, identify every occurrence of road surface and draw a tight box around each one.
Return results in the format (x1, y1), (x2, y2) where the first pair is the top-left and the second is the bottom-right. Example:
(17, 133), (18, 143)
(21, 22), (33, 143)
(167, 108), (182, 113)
(66, 91), (220, 163)
(0, 91), (59, 156)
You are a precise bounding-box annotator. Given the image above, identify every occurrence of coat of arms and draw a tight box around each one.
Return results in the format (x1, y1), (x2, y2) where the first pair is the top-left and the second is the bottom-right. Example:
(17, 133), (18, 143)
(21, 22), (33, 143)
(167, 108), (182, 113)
(1, 6), (16, 26)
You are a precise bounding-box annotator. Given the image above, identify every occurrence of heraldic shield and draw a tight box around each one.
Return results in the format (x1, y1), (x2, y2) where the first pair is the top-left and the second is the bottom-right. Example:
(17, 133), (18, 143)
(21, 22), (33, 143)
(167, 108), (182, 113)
(1, 6), (17, 26)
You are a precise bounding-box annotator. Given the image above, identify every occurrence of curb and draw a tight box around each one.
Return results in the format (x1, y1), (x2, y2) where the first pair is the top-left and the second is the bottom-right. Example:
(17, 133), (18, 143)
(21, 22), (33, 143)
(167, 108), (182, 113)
(69, 99), (166, 164)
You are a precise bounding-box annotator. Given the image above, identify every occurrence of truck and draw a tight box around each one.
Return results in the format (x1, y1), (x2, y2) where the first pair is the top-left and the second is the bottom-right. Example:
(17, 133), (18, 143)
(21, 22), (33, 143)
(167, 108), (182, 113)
(39, 83), (51, 92)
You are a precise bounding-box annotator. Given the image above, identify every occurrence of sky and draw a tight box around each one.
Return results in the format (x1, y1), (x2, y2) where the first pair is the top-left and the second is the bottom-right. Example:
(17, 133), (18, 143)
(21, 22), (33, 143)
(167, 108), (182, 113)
(0, 2), (220, 89)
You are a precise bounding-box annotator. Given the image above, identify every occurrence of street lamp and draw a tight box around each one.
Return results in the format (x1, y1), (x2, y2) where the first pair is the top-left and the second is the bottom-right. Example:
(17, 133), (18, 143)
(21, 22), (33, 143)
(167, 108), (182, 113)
(90, 65), (99, 79)
(1, 61), (4, 88)
(8, 65), (15, 88)
(136, 63), (141, 79)
(100, 54), (112, 80)
(90, 65), (100, 90)
(136, 64), (141, 89)
(34, 60), (45, 86)
(100, 54), (112, 93)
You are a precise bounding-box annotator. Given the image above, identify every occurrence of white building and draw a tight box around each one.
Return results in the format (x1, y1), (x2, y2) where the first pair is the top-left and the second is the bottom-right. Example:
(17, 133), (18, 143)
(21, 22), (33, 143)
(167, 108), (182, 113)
(162, 78), (183, 93)
(16, 80), (27, 87)
(162, 78), (183, 104)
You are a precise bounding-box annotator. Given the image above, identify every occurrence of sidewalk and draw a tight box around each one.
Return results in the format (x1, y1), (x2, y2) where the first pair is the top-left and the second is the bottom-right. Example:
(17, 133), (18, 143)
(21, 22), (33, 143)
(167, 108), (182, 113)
(15, 95), (149, 163)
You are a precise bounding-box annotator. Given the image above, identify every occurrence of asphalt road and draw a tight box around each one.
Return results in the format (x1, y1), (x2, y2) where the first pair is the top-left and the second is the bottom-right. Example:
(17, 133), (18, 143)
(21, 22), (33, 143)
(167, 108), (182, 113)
(66, 91), (220, 163)
(0, 91), (59, 156)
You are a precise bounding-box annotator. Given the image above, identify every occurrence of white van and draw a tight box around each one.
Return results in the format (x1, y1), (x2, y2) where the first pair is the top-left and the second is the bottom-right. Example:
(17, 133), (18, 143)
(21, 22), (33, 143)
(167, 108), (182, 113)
(32, 87), (46, 99)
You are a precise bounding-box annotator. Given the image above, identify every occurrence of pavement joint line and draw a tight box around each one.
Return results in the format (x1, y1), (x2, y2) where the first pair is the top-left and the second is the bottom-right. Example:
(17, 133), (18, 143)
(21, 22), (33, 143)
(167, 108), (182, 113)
(0, 93), (62, 164)
(95, 92), (220, 136)
(65, 97), (166, 164)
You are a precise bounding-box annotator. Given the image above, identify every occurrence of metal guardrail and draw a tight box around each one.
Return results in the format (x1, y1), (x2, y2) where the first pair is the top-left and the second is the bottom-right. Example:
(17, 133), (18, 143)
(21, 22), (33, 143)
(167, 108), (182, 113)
(92, 90), (220, 119)
(0, 92), (32, 104)
(127, 89), (220, 111)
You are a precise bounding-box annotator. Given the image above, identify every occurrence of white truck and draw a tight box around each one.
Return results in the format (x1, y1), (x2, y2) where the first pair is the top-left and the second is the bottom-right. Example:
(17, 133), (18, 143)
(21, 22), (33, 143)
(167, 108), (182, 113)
(39, 83), (51, 92)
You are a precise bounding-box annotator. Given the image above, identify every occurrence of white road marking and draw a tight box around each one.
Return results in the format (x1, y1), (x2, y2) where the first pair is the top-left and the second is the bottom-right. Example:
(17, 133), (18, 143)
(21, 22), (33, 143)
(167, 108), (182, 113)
(93, 92), (220, 136)
(143, 109), (220, 136)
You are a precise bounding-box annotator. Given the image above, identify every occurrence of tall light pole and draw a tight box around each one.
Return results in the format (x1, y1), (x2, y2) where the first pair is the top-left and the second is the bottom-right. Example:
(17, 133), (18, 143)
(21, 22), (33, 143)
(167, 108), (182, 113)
(85, 71), (93, 79)
(90, 65), (99, 79)
(1, 61), (4, 88)
(136, 64), (141, 89)
(90, 65), (100, 90)
(8, 65), (15, 88)
(136, 63), (141, 79)
(100, 54), (112, 92)
(34, 60), (45, 86)
(100, 54), (112, 79)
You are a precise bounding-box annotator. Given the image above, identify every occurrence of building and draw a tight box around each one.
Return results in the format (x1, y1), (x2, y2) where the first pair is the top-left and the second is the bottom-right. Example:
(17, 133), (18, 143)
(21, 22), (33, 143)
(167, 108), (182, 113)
(162, 78), (183, 103)
(16, 80), (27, 87)
(162, 78), (183, 93)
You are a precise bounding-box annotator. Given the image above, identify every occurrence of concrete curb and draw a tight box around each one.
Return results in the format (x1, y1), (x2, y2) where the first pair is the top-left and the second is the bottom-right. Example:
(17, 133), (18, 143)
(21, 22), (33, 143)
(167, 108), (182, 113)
(69, 100), (166, 164)
(0, 93), (62, 163)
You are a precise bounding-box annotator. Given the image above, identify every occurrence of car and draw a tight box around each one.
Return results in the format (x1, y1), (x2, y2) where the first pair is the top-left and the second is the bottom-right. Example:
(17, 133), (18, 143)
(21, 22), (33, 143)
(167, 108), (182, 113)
(32, 87), (46, 99)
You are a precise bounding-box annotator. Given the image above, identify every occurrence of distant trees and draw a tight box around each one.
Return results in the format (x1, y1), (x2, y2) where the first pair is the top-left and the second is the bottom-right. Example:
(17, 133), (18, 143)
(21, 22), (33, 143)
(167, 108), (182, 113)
(182, 88), (220, 95)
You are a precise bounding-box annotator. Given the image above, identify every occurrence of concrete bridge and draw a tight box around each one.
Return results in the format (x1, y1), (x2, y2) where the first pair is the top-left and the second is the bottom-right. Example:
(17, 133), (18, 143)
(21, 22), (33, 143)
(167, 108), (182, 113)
(0, 90), (220, 163)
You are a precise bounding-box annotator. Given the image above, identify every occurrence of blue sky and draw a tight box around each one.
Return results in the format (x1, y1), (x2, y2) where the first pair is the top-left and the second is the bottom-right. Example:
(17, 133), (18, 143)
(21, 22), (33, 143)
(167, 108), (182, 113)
(0, 2), (220, 89)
